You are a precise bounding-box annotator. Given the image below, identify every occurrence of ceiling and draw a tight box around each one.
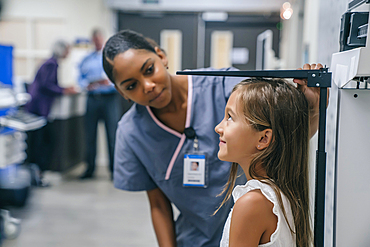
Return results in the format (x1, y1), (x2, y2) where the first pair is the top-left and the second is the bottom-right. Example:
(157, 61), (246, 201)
(106, 0), (292, 14)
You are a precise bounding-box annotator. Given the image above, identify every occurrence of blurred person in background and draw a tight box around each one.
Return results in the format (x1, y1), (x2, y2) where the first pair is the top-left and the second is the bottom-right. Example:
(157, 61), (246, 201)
(78, 28), (120, 180)
(25, 39), (77, 187)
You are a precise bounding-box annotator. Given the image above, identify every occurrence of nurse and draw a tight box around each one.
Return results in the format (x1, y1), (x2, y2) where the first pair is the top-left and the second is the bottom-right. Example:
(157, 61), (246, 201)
(102, 29), (322, 246)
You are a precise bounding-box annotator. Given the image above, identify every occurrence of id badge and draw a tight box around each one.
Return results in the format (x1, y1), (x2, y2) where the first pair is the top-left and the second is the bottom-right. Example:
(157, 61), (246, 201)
(183, 153), (207, 188)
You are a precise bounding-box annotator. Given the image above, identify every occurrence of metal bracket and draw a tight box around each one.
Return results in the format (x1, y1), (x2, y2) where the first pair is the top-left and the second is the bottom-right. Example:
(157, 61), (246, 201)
(307, 68), (332, 88)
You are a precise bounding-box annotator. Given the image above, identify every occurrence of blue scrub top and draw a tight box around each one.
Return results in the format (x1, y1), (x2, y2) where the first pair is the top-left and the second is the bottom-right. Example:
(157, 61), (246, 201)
(114, 67), (247, 246)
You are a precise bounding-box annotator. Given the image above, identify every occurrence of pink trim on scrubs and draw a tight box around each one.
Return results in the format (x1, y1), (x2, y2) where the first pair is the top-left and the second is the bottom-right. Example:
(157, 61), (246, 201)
(146, 75), (193, 180)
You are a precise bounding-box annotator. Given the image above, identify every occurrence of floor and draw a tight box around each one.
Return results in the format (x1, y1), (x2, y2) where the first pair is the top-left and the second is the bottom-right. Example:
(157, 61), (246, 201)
(2, 164), (157, 247)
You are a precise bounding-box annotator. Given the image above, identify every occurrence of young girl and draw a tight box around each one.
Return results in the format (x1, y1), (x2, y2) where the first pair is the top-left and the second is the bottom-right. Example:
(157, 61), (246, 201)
(215, 78), (311, 247)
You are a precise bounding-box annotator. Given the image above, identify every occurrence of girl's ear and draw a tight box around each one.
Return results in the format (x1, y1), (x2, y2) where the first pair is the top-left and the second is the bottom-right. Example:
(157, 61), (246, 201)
(154, 46), (168, 68)
(257, 129), (273, 150)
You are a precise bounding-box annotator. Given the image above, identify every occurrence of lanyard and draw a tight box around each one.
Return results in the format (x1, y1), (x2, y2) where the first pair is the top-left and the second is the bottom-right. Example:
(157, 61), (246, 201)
(184, 127), (198, 151)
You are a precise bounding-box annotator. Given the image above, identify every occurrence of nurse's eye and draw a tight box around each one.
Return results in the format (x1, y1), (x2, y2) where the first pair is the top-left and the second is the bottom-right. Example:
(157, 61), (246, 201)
(145, 64), (154, 75)
(227, 114), (232, 121)
(126, 81), (137, 91)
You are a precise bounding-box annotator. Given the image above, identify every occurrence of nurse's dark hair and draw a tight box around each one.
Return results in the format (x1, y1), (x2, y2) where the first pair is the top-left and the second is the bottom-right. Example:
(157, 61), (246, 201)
(102, 29), (156, 83)
(215, 78), (311, 247)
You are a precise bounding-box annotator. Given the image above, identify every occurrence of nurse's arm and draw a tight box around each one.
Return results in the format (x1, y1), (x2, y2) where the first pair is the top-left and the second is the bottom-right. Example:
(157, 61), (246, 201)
(293, 63), (329, 139)
(147, 188), (177, 247)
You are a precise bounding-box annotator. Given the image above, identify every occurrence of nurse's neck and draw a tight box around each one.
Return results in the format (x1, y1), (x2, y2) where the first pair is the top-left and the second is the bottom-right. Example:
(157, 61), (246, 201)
(161, 74), (188, 113)
(151, 75), (188, 134)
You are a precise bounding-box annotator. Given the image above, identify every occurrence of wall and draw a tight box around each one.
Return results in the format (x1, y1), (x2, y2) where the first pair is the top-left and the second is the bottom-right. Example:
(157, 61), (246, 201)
(279, 0), (305, 69)
(2, 0), (115, 42)
(302, 0), (320, 64)
(317, 0), (349, 66)
(0, 0), (115, 83)
(280, 0), (349, 68)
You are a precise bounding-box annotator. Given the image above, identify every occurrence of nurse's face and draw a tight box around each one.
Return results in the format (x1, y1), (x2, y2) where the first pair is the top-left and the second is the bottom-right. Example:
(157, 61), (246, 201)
(112, 48), (172, 109)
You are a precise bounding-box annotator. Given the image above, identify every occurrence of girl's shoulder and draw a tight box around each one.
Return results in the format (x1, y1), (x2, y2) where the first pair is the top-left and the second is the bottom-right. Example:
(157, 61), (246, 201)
(233, 188), (274, 222)
(232, 180), (279, 227)
(231, 180), (295, 246)
(230, 185), (277, 246)
(233, 180), (277, 220)
(232, 179), (277, 203)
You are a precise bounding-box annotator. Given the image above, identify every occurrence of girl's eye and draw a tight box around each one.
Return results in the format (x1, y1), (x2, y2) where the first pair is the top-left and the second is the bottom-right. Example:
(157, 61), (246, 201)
(227, 114), (232, 121)
(126, 81), (137, 91)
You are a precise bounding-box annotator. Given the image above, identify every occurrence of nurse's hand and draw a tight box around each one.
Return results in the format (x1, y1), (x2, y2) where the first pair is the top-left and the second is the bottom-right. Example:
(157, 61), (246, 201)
(293, 63), (329, 138)
(293, 63), (324, 111)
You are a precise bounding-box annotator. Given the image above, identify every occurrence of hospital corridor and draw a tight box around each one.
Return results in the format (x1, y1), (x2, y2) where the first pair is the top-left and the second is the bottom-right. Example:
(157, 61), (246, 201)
(1, 0), (370, 246)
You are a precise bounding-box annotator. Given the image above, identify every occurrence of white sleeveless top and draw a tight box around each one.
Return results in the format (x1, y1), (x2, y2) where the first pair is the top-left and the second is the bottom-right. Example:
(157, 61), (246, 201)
(220, 179), (296, 247)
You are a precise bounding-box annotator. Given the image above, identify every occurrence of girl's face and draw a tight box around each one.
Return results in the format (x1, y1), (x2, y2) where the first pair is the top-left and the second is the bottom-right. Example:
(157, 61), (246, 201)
(214, 91), (262, 166)
(112, 48), (172, 109)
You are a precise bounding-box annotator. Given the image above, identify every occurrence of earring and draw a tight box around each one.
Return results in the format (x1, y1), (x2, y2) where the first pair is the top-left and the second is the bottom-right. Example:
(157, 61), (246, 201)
(166, 66), (169, 69)
(257, 145), (260, 148)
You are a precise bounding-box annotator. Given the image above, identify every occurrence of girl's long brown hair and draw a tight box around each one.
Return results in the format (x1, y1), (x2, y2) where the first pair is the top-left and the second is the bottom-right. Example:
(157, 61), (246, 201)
(217, 78), (312, 247)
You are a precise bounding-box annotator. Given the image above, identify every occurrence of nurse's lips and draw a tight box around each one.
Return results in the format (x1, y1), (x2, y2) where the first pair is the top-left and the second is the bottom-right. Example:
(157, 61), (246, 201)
(149, 88), (164, 102)
(219, 138), (226, 145)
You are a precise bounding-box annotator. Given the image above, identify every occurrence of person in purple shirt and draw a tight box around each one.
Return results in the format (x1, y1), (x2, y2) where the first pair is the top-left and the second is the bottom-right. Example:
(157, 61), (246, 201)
(25, 39), (77, 186)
